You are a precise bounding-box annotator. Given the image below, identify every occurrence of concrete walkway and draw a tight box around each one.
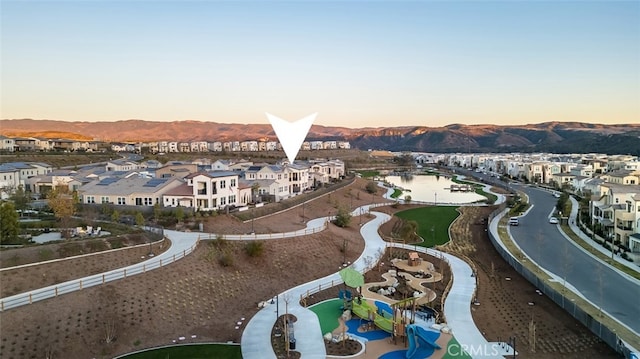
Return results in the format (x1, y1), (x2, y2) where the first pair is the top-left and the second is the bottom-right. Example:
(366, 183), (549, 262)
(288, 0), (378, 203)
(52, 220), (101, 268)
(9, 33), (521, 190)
(241, 205), (390, 359)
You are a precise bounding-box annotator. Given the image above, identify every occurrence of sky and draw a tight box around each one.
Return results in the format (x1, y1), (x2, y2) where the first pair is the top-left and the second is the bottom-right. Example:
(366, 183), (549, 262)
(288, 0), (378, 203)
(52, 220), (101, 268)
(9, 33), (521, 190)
(1, 1), (639, 128)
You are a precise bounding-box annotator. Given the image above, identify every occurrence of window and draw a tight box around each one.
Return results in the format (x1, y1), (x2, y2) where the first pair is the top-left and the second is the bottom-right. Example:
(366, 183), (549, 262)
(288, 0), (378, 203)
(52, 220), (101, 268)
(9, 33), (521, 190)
(230, 178), (236, 187)
(118, 197), (126, 205)
(229, 195), (236, 203)
(144, 198), (153, 206)
(101, 196), (109, 204)
(220, 197), (226, 206)
(86, 196), (95, 204)
(220, 180), (226, 188)
(136, 198), (142, 205)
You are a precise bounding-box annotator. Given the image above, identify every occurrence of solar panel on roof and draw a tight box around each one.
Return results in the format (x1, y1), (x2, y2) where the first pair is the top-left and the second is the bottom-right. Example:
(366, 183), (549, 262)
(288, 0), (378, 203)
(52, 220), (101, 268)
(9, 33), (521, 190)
(143, 178), (168, 187)
(97, 178), (119, 186)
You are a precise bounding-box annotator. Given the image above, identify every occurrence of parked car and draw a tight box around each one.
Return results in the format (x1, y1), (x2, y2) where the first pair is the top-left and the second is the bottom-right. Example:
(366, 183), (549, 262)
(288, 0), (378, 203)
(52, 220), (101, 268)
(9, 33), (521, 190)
(549, 217), (559, 224)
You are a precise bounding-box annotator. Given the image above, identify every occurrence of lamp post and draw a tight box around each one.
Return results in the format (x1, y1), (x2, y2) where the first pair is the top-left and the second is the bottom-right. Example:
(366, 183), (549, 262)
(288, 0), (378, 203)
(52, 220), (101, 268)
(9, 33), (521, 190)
(434, 192), (437, 206)
(508, 336), (516, 359)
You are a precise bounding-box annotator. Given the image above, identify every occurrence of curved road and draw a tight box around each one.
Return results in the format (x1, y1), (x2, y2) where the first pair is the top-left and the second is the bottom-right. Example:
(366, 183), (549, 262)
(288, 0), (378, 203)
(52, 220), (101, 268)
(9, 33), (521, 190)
(511, 184), (640, 333)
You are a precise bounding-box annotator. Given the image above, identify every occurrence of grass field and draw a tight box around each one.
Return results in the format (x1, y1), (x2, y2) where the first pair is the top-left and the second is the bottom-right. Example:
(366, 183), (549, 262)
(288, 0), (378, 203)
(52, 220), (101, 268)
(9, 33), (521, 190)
(308, 298), (342, 335)
(395, 206), (460, 247)
(390, 188), (403, 199)
(117, 343), (242, 359)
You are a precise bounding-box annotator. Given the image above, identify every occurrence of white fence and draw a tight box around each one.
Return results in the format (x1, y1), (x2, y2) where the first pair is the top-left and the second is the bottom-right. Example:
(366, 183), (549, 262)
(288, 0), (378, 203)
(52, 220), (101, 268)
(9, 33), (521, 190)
(0, 238), (199, 312)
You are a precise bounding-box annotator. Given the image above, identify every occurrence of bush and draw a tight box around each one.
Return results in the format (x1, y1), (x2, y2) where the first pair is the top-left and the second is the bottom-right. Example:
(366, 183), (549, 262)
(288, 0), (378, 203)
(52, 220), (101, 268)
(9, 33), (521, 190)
(245, 241), (264, 257)
(218, 252), (234, 267)
(365, 181), (378, 194)
(333, 207), (352, 228)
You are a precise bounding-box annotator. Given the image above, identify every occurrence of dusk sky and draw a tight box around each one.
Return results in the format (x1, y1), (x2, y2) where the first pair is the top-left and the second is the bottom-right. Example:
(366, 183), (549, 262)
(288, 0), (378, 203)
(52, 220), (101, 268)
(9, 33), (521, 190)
(1, 1), (639, 128)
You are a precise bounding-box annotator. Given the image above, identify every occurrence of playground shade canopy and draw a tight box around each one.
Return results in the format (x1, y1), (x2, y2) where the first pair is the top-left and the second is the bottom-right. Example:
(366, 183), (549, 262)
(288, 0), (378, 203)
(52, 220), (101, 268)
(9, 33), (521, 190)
(339, 267), (364, 288)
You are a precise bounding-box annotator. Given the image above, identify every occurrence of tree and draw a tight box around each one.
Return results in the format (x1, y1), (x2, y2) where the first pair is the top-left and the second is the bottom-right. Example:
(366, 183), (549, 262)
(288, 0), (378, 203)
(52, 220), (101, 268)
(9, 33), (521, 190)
(0, 201), (20, 244)
(47, 186), (77, 238)
(365, 181), (378, 194)
(153, 202), (161, 223)
(333, 206), (352, 228)
(10, 185), (29, 212)
(399, 219), (418, 244)
(111, 210), (120, 223)
(175, 207), (184, 223)
(135, 211), (145, 226)
(404, 195), (412, 204)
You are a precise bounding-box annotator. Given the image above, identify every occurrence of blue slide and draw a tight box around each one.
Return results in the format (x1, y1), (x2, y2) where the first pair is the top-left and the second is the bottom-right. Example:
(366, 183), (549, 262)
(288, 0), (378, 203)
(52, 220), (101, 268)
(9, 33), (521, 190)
(405, 324), (441, 359)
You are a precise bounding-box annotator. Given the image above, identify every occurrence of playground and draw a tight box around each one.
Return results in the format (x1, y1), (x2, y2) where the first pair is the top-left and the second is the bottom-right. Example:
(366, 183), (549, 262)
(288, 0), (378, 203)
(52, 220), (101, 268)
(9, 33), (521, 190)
(308, 253), (470, 358)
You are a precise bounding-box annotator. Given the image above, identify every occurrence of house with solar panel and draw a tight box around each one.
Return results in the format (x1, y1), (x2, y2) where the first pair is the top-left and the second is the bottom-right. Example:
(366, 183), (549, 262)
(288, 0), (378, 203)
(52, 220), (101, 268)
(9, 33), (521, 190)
(78, 176), (183, 206)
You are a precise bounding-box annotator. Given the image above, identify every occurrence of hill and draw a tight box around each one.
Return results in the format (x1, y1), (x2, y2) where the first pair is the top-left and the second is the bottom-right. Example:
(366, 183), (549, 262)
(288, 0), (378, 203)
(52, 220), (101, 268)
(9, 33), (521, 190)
(1, 119), (639, 155)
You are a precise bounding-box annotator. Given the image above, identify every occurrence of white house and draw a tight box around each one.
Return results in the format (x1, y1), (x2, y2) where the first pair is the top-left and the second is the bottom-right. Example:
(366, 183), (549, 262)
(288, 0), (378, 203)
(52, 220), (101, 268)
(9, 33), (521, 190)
(164, 171), (242, 211)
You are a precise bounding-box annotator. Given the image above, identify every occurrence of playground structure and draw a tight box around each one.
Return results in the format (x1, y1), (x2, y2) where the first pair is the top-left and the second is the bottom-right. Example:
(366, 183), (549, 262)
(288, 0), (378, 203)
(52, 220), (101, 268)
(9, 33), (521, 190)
(334, 253), (444, 345)
(406, 324), (442, 359)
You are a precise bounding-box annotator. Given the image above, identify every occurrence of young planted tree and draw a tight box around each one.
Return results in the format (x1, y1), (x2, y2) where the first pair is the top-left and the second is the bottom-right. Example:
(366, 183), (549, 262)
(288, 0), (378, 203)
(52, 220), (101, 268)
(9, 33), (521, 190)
(47, 185), (77, 239)
(365, 181), (378, 194)
(9, 185), (29, 211)
(135, 211), (145, 226)
(333, 206), (352, 228)
(0, 201), (20, 244)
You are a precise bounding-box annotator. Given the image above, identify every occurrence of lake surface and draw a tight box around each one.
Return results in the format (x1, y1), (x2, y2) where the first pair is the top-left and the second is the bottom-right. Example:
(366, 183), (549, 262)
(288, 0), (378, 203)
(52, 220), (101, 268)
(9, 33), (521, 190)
(385, 175), (485, 204)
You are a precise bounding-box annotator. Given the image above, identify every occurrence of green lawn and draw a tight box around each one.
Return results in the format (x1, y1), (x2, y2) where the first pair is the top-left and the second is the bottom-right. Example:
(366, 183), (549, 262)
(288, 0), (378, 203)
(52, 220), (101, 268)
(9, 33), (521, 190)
(442, 336), (472, 358)
(395, 206), (459, 247)
(117, 343), (242, 359)
(356, 170), (380, 178)
(308, 298), (342, 335)
(390, 188), (403, 199)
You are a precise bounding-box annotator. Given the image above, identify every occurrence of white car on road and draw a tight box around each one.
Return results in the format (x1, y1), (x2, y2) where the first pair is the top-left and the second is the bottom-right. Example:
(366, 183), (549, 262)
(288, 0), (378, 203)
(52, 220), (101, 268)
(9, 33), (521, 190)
(549, 217), (559, 224)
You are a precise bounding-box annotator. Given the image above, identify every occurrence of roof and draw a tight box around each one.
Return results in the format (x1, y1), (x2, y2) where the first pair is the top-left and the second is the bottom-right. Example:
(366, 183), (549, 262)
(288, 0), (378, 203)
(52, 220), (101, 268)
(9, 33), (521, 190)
(184, 171), (238, 179)
(163, 182), (193, 197)
(79, 176), (181, 196)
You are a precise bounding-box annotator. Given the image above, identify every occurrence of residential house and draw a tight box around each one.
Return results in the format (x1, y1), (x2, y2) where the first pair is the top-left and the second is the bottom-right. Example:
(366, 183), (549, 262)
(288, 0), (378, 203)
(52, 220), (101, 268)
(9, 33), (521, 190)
(168, 142), (179, 153)
(163, 171), (243, 211)
(158, 141), (169, 153)
(605, 170), (639, 185)
(208, 142), (223, 152)
(79, 176), (183, 206)
(338, 141), (351, 149)
(590, 183), (640, 249)
(0, 164), (21, 199)
(155, 162), (197, 179)
(323, 141), (337, 150)
(285, 163), (310, 194)
(14, 137), (37, 151)
(0, 135), (16, 152)
(179, 142), (191, 153)
(105, 160), (140, 172)
(242, 164), (290, 202)
(266, 141), (278, 151)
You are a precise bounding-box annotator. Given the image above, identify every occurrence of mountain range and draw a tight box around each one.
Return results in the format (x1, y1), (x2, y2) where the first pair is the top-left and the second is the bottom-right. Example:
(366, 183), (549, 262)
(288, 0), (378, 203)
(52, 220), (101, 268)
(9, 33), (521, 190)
(2, 119), (639, 155)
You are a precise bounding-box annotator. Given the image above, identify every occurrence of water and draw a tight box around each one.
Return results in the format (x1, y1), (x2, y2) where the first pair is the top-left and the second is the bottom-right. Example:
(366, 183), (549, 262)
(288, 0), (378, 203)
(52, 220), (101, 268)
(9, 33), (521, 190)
(385, 174), (485, 204)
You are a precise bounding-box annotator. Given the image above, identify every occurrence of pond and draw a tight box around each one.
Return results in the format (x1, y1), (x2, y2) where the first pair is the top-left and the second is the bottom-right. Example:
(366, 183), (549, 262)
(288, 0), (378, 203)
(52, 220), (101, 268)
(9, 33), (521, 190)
(385, 174), (485, 204)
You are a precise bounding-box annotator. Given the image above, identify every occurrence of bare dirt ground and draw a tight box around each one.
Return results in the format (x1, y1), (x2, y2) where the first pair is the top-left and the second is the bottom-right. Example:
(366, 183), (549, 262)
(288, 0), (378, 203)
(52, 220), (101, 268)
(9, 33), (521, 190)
(0, 180), (619, 359)
(0, 237), (168, 298)
(0, 179), (381, 359)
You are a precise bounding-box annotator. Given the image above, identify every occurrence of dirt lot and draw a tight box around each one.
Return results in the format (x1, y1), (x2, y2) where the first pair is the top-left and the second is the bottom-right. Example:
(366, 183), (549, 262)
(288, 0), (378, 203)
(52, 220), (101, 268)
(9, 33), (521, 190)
(0, 180), (620, 358)
(0, 237), (168, 298)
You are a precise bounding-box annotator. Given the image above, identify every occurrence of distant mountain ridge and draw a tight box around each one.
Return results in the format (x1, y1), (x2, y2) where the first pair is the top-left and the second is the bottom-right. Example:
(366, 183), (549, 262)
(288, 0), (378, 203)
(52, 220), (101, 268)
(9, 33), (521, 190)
(2, 119), (639, 155)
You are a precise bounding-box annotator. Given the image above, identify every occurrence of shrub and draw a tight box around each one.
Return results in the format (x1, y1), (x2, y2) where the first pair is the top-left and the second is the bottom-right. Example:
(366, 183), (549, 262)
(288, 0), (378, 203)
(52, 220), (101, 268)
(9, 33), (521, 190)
(218, 252), (234, 267)
(245, 241), (265, 257)
(333, 207), (352, 228)
(365, 181), (378, 194)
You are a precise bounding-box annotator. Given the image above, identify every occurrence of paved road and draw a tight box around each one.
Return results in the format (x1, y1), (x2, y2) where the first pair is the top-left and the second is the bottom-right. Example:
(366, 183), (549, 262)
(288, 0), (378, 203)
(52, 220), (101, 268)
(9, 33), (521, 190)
(511, 185), (640, 333)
